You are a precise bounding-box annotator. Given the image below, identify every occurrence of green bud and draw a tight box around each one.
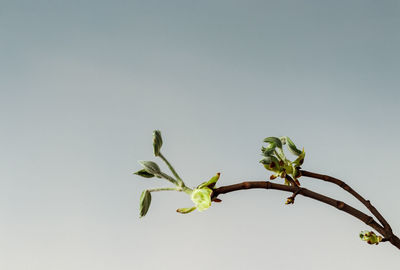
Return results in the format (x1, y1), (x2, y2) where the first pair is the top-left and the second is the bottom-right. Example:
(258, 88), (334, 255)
(138, 160), (161, 176)
(134, 169), (155, 178)
(153, 130), (163, 157)
(191, 187), (213, 212)
(139, 190), (152, 218)
(176, 207), (197, 214)
(359, 230), (382, 245)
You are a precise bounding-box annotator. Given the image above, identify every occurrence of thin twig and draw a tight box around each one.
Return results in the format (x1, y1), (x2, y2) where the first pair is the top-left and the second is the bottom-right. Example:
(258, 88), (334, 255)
(159, 152), (184, 185)
(300, 170), (392, 234)
(212, 180), (400, 250)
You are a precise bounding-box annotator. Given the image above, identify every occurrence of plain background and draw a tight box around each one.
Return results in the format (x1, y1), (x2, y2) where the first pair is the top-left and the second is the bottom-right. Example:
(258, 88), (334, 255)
(1, 1), (400, 269)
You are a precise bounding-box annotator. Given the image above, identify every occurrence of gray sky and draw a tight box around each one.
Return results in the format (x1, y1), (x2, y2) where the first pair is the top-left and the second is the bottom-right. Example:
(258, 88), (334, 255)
(1, 1), (400, 269)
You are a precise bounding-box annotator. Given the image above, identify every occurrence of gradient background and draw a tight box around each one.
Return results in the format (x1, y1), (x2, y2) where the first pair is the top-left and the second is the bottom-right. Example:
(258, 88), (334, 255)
(1, 1), (400, 269)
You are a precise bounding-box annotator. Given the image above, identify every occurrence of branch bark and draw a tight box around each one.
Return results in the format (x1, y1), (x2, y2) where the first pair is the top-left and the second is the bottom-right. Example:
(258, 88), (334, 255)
(300, 170), (392, 233)
(212, 180), (400, 250)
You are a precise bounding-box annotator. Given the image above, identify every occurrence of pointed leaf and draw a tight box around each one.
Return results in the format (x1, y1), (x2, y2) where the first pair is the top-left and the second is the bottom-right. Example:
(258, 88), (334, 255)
(139, 190), (152, 218)
(176, 207), (196, 214)
(293, 149), (305, 166)
(134, 169), (155, 178)
(197, 173), (220, 189)
(285, 137), (302, 156)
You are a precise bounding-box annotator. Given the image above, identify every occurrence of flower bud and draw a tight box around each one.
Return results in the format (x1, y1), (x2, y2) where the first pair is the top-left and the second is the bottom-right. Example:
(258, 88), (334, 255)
(359, 230), (382, 245)
(152, 130), (163, 156)
(190, 187), (213, 212)
(285, 197), (294, 205)
(139, 190), (152, 218)
(134, 169), (155, 178)
(138, 160), (161, 176)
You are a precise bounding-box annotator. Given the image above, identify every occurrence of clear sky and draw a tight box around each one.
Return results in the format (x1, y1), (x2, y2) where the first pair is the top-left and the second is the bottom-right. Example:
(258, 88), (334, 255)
(1, 1), (400, 269)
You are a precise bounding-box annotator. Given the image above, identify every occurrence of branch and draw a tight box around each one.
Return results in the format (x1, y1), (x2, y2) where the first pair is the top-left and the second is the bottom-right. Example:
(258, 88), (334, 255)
(300, 170), (392, 234)
(136, 131), (400, 249)
(212, 180), (400, 250)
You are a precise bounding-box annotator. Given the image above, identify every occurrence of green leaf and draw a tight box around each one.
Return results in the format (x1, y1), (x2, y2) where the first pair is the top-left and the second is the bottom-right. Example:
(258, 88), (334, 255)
(293, 149), (305, 166)
(134, 169), (155, 178)
(197, 173), (220, 189)
(261, 146), (275, 157)
(285, 137), (302, 156)
(153, 130), (163, 157)
(260, 156), (272, 165)
(138, 160), (161, 175)
(264, 137), (283, 149)
(260, 156), (281, 172)
(176, 207), (196, 214)
(139, 190), (152, 218)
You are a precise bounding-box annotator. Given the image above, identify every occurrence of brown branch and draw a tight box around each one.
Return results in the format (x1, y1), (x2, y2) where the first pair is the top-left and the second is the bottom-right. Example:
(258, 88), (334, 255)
(212, 181), (400, 250)
(300, 170), (392, 234)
